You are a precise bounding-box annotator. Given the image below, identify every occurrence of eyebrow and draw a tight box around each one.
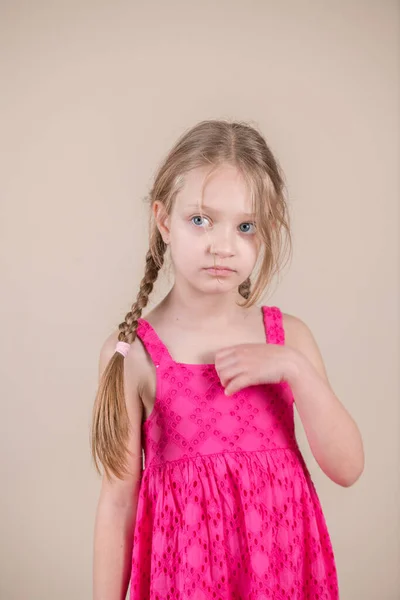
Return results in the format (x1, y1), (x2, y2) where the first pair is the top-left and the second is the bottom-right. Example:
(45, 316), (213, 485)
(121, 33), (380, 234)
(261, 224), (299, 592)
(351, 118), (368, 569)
(185, 204), (256, 219)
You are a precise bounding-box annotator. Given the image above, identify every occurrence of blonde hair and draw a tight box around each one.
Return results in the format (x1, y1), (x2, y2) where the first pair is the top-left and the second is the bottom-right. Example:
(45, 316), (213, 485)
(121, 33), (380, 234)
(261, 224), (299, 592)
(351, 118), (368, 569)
(91, 119), (292, 479)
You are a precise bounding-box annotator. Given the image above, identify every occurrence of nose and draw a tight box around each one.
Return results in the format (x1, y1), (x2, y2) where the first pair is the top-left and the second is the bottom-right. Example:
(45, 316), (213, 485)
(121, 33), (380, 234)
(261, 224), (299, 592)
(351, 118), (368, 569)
(207, 225), (235, 258)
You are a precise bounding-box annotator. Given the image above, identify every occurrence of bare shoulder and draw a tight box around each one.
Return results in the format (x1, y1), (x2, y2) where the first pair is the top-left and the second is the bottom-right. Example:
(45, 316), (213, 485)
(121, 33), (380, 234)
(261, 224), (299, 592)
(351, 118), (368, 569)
(281, 312), (314, 348)
(282, 312), (331, 386)
(99, 329), (149, 395)
(98, 330), (120, 378)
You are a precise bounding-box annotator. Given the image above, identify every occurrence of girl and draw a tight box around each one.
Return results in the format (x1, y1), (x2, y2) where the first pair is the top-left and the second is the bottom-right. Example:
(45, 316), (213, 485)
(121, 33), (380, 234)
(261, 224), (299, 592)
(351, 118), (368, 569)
(91, 120), (364, 600)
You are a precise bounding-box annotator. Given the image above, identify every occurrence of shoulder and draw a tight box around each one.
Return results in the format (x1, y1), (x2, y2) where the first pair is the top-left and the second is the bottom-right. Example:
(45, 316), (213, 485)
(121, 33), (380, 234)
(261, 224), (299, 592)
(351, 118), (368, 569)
(98, 329), (149, 396)
(281, 312), (313, 346)
(281, 311), (331, 385)
(263, 306), (311, 345)
(98, 330), (119, 377)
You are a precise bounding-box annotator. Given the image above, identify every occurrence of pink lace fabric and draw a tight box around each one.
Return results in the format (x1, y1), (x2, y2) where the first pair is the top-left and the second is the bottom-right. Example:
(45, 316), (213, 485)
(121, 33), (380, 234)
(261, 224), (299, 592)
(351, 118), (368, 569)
(130, 306), (338, 599)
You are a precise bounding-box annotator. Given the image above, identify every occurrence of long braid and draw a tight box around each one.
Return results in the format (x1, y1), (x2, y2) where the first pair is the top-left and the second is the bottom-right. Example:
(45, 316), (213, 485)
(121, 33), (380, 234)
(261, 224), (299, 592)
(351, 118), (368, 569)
(91, 235), (167, 479)
(118, 247), (165, 344)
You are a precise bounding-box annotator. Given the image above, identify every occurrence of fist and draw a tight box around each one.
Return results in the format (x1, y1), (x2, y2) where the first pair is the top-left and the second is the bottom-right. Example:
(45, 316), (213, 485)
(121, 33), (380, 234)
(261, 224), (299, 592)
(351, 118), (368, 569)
(214, 343), (299, 396)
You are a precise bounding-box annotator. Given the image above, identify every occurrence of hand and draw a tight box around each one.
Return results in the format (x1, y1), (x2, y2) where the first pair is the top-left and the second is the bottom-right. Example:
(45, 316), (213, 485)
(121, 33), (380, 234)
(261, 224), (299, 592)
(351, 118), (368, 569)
(214, 343), (302, 396)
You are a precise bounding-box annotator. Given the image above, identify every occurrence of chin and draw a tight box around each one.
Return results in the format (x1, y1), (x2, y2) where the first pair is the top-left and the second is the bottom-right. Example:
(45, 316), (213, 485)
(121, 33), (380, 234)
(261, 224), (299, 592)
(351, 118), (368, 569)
(195, 278), (243, 295)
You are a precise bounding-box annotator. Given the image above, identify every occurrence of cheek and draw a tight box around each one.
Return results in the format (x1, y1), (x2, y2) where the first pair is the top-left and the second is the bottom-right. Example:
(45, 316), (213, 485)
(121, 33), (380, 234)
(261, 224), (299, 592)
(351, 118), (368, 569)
(169, 224), (206, 264)
(172, 221), (208, 247)
(239, 237), (260, 263)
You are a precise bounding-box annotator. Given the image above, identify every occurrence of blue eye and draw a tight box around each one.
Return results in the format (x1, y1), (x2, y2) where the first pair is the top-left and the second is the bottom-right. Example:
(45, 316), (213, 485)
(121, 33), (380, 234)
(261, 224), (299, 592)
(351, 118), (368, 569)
(191, 215), (211, 227)
(239, 222), (256, 234)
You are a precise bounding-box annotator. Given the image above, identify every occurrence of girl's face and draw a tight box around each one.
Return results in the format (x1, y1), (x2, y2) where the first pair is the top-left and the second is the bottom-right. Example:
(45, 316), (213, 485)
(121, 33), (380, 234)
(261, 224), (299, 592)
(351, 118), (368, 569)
(155, 164), (261, 296)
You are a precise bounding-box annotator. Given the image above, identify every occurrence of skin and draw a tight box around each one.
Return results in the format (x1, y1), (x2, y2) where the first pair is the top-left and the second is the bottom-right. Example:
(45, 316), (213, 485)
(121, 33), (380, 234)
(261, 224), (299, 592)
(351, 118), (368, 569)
(93, 163), (364, 600)
(157, 163), (262, 313)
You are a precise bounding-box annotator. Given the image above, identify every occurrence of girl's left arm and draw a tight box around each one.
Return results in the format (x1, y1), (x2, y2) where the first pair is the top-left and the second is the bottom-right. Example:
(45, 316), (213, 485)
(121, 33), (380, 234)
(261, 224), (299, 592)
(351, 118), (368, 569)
(285, 314), (364, 487)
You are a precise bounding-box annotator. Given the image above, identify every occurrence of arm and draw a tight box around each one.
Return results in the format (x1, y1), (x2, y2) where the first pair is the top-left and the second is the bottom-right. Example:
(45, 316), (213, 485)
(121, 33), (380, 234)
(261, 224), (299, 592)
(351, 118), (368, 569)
(93, 333), (144, 600)
(285, 314), (365, 487)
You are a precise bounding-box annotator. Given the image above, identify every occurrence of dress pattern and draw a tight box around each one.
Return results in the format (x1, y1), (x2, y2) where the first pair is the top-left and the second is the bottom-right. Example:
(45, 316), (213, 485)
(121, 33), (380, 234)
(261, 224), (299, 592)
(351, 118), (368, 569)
(129, 306), (339, 599)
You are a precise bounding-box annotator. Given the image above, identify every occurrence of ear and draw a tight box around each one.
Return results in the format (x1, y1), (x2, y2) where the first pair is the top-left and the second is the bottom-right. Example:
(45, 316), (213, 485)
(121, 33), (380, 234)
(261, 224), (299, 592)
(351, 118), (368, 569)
(152, 201), (170, 244)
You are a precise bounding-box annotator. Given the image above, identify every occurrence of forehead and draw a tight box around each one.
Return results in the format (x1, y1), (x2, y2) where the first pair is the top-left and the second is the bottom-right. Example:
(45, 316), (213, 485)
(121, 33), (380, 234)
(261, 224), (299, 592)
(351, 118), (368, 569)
(175, 164), (253, 214)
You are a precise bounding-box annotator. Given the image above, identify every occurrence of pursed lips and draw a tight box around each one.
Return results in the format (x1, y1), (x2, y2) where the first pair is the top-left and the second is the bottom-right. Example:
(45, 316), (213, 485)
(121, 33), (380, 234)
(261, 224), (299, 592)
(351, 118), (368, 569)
(204, 266), (235, 271)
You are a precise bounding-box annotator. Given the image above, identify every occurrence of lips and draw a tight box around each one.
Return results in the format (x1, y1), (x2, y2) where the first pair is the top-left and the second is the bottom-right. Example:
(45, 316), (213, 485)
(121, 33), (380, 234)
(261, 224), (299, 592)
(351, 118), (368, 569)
(204, 266), (236, 276)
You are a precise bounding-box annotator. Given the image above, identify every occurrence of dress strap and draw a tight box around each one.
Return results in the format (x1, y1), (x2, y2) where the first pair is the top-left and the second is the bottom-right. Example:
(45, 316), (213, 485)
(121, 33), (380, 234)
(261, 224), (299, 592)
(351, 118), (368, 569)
(135, 318), (171, 368)
(262, 306), (285, 345)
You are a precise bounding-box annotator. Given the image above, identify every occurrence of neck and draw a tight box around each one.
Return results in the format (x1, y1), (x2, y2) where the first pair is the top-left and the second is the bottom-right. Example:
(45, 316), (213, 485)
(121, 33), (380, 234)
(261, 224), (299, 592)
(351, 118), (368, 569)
(160, 285), (247, 327)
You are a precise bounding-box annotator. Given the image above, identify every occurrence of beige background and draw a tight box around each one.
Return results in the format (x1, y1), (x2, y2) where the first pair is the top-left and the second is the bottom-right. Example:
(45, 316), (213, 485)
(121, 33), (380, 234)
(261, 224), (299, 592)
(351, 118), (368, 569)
(1, 1), (399, 599)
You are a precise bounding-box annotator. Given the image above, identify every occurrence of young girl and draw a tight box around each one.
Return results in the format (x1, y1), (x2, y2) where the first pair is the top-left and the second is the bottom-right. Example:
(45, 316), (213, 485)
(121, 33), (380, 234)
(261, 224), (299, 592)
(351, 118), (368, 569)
(91, 120), (364, 600)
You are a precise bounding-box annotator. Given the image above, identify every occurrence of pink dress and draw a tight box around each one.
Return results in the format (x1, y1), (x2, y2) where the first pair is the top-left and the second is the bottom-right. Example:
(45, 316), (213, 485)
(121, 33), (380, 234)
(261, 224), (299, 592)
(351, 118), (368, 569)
(130, 306), (339, 599)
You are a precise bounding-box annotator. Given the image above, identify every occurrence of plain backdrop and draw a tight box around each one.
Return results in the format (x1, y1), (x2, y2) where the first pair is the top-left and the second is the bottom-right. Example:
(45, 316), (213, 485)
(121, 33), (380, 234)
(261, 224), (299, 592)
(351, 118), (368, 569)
(1, 1), (399, 599)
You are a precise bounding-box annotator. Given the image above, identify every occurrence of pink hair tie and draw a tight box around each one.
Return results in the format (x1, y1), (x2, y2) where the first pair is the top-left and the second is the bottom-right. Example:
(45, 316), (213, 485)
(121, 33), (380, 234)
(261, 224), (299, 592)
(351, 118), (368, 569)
(115, 341), (131, 358)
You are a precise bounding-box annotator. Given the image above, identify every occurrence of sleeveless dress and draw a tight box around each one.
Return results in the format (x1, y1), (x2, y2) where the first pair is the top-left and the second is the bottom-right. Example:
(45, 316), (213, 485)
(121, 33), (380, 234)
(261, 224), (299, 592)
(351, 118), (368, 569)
(130, 306), (339, 600)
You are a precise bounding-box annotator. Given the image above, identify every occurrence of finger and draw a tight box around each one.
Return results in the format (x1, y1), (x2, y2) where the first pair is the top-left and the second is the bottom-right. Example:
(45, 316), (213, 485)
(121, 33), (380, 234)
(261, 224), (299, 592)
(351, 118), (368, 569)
(215, 355), (238, 374)
(217, 365), (242, 388)
(215, 345), (241, 360)
(224, 375), (249, 396)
